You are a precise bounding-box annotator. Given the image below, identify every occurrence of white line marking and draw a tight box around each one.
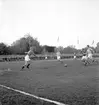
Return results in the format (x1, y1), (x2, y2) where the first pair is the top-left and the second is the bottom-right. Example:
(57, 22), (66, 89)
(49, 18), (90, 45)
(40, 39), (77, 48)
(0, 84), (67, 105)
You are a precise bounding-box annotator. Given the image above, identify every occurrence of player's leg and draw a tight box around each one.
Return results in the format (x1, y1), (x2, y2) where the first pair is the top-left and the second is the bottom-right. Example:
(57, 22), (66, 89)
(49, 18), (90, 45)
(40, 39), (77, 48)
(84, 58), (89, 66)
(81, 56), (88, 66)
(87, 54), (94, 64)
(45, 54), (48, 60)
(57, 55), (60, 61)
(45, 56), (48, 60)
(81, 56), (86, 62)
(92, 56), (99, 64)
(21, 60), (27, 70)
(21, 65), (25, 69)
(57, 56), (63, 63)
(74, 56), (77, 59)
(26, 60), (31, 69)
(21, 55), (30, 70)
(89, 54), (98, 64)
(21, 55), (28, 70)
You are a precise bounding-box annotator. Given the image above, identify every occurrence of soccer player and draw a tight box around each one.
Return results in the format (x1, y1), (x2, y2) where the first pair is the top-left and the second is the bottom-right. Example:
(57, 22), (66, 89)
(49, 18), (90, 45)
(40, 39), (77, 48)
(86, 45), (98, 64)
(82, 45), (98, 65)
(56, 51), (63, 63)
(73, 52), (77, 59)
(21, 47), (37, 70)
(81, 53), (88, 65)
(81, 53), (87, 61)
(45, 52), (48, 60)
(86, 45), (94, 59)
(56, 51), (61, 61)
(45, 55), (48, 60)
(86, 45), (95, 63)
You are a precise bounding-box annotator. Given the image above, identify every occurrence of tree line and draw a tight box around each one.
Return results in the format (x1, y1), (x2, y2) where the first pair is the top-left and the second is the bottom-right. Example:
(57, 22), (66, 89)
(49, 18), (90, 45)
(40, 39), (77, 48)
(0, 34), (99, 55)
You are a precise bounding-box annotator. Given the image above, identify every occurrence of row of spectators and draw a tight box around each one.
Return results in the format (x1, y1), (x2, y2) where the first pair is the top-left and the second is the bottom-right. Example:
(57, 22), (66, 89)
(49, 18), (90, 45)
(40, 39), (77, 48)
(0, 55), (80, 62)
(0, 53), (99, 62)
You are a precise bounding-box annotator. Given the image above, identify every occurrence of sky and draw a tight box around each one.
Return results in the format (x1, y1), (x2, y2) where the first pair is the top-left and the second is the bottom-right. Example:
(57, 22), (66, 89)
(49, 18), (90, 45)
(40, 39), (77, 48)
(0, 0), (99, 49)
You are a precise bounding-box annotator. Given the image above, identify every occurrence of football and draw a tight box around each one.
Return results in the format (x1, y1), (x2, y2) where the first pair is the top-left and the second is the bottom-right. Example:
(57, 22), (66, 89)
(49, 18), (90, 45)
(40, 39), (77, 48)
(64, 64), (67, 67)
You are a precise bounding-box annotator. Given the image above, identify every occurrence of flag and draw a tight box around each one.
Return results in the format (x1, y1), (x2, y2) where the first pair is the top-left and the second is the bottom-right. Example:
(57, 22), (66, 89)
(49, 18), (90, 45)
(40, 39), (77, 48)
(77, 36), (79, 44)
(57, 36), (60, 48)
(77, 39), (79, 44)
(77, 36), (80, 49)
(92, 40), (94, 45)
(57, 36), (59, 42)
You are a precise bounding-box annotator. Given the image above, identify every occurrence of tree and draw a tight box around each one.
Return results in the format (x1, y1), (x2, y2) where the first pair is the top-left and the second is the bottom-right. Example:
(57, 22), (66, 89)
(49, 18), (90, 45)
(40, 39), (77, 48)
(63, 45), (77, 54)
(43, 45), (55, 53)
(0, 43), (10, 55)
(55, 46), (64, 53)
(10, 34), (42, 54)
(11, 38), (28, 54)
(95, 42), (99, 53)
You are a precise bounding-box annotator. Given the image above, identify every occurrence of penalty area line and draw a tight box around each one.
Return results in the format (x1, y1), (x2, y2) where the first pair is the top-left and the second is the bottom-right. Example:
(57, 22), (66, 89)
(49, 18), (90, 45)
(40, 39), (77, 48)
(0, 84), (67, 105)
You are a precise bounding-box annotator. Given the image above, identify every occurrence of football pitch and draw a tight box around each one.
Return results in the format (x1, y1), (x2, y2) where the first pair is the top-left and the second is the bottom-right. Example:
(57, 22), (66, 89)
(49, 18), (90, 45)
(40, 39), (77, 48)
(0, 59), (99, 105)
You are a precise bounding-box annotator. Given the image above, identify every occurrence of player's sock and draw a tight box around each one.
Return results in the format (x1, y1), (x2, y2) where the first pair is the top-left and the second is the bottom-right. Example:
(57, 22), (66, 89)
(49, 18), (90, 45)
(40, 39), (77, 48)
(21, 65), (25, 70)
(27, 64), (30, 69)
(58, 60), (62, 63)
(84, 59), (88, 65)
(93, 59), (98, 64)
(92, 59), (95, 62)
(60, 60), (63, 63)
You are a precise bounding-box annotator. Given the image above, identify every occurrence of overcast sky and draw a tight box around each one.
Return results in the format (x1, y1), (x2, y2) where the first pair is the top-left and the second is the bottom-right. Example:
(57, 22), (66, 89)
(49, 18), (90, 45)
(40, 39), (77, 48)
(0, 0), (99, 48)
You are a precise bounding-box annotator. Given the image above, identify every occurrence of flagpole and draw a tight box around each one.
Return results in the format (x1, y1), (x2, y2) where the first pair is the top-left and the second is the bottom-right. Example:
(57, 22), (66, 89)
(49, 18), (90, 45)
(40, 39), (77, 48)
(56, 36), (60, 52)
(57, 36), (59, 47)
(77, 36), (79, 49)
(91, 40), (95, 48)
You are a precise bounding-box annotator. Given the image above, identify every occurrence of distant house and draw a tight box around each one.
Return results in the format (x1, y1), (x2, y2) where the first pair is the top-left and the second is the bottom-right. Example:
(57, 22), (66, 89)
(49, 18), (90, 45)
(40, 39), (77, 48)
(43, 45), (56, 53)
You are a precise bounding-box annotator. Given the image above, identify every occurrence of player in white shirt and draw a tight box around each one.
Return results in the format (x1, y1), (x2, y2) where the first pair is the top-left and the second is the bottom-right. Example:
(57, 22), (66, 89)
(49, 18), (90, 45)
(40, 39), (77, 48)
(81, 45), (93, 61)
(56, 51), (61, 61)
(81, 53), (88, 65)
(45, 55), (48, 60)
(81, 46), (89, 65)
(81, 53), (87, 61)
(73, 53), (77, 59)
(21, 47), (37, 70)
(56, 51), (64, 64)
(81, 45), (98, 65)
(86, 45), (94, 60)
(86, 45), (98, 64)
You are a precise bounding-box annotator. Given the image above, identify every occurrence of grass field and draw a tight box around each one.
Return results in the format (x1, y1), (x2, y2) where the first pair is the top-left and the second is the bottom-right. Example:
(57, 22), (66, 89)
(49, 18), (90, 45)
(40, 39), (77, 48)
(0, 86), (56, 105)
(0, 59), (99, 105)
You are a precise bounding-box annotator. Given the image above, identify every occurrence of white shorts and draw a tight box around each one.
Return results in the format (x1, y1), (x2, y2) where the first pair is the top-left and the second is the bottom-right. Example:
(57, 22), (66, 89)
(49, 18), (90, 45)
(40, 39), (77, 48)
(25, 55), (31, 65)
(81, 56), (88, 60)
(87, 53), (93, 59)
(45, 56), (48, 59)
(57, 56), (61, 60)
(25, 55), (30, 61)
(74, 56), (76, 59)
